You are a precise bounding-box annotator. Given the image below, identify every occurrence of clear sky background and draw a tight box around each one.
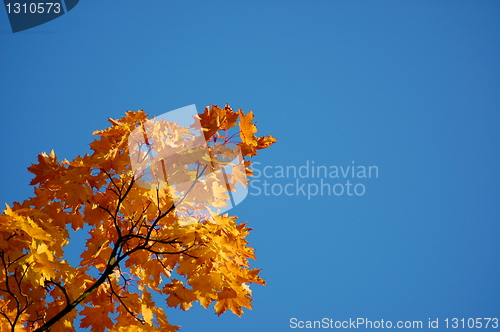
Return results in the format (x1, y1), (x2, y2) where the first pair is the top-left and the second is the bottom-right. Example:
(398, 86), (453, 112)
(1, 1), (499, 331)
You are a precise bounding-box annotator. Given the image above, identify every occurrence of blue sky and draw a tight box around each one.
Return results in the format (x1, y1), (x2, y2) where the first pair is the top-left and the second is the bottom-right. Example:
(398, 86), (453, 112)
(1, 1), (499, 331)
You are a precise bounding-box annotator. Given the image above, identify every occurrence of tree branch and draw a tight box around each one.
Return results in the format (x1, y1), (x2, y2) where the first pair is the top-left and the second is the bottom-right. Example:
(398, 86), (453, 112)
(33, 162), (206, 331)
(45, 280), (71, 306)
(107, 276), (145, 325)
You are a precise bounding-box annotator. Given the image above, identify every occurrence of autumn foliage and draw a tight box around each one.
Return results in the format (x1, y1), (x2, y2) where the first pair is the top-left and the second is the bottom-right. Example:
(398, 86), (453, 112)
(0, 105), (276, 331)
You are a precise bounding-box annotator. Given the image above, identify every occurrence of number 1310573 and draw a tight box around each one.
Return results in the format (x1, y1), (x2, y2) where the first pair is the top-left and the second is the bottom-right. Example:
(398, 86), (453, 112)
(5, 2), (61, 14)
(444, 318), (498, 329)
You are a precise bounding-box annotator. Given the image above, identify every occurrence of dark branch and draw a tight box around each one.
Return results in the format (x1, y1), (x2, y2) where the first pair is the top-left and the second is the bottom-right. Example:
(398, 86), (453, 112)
(45, 280), (71, 305)
(107, 276), (145, 325)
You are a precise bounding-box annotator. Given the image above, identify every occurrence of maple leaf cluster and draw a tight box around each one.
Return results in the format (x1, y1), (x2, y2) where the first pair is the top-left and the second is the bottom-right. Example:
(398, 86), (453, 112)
(0, 105), (276, 332)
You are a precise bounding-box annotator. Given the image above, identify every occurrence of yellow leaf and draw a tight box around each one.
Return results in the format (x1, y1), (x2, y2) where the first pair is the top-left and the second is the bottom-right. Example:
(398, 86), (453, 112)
(37, 242), (48, 255)
(141, 304), (154, 324)
(238, 110), (258, 146)
(164, 280), (197, 311)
